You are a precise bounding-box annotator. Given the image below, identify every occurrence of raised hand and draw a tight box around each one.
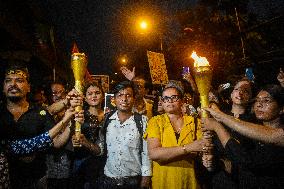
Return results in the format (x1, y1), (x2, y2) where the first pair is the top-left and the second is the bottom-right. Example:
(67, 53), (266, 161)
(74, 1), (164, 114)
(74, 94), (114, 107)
(120, 66), (135, 81)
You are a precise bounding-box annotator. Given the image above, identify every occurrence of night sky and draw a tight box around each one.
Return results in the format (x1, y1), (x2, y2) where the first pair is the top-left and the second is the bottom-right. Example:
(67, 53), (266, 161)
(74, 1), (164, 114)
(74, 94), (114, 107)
(39, 0), (196, 75)
(37, 0), (283, 76)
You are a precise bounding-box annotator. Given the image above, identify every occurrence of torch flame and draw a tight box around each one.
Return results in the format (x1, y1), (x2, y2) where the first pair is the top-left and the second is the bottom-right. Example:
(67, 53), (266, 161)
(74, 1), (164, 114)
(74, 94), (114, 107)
(191, 51), (210, 67)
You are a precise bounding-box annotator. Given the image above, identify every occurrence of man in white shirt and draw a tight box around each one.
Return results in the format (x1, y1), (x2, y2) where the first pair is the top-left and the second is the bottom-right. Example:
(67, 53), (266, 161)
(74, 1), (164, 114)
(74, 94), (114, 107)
(99, 81), (152, 189)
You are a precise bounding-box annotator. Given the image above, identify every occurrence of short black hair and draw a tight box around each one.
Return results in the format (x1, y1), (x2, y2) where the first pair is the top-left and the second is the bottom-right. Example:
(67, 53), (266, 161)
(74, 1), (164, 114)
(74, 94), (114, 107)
(112, 81), (135, 96)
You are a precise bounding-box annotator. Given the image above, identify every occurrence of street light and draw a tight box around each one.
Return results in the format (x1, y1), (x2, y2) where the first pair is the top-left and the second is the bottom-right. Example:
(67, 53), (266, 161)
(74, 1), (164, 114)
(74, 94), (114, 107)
(140, 21), (148, 30)
(118, 55), (128, 65)
(121, 57), (127, 63)
(136, 18), (163, 51)
(136, 18), (151, 35)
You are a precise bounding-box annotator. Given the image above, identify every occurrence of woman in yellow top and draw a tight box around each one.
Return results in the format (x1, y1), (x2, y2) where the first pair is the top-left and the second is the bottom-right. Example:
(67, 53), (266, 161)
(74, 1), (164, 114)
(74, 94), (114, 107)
(145, 82), (212, 189)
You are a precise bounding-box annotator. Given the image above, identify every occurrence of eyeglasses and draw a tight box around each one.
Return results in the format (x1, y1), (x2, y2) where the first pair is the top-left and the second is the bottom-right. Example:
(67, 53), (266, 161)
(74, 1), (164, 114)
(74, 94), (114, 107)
(161, 95), (180, 103)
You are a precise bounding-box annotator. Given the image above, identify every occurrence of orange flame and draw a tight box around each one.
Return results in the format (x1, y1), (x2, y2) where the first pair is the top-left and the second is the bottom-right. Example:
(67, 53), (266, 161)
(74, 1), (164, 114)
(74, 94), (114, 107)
(191, 51), (210, 67)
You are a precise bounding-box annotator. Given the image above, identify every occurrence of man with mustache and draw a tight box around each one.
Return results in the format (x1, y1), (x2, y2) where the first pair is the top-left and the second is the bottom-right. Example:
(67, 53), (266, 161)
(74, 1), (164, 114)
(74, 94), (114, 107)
(97, 81), (152, 189)
(0, 64), (79, 189)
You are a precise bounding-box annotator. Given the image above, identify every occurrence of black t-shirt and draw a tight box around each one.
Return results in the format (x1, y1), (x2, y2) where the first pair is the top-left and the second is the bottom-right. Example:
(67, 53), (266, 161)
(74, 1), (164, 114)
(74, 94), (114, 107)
(0, 103), (54, 183)
(210, 109), (257, 188)
(225, 138), (284, 188)
(73, 110), (101, 160)
(214, 109), (257, 156)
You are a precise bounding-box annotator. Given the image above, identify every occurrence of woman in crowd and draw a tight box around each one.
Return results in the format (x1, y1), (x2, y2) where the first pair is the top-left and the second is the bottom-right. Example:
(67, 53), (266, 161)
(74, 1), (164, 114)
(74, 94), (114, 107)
(145, 81), (212, 189)
(71, 82), (105, 189)
(202, 84), (284, 188)
(206, 77), (257, 188)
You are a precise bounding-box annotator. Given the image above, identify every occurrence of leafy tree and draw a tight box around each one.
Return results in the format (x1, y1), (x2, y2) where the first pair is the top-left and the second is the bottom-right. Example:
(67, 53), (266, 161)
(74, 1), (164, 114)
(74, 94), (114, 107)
(167, 0), (267, 86)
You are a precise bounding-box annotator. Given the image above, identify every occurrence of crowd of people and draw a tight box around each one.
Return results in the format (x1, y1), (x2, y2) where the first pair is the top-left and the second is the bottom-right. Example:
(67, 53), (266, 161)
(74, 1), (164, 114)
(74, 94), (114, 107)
(0, 61), (283, 189)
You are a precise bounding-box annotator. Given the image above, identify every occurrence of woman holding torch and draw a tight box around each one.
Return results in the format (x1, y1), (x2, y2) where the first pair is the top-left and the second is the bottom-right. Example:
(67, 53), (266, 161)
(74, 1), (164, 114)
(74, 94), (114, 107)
(145, 81), (212, 189)
(71, 82), (105, 188)
(202, 84), (284, 188)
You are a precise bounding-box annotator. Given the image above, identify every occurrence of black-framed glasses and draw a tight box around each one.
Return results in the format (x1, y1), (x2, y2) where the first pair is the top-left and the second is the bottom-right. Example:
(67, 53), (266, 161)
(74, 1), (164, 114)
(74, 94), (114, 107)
(161, 95), (180, 103)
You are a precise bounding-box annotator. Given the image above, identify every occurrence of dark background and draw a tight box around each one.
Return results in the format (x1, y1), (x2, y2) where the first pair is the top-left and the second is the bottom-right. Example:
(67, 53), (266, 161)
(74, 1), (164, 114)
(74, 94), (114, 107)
(0, 0), (283, 91)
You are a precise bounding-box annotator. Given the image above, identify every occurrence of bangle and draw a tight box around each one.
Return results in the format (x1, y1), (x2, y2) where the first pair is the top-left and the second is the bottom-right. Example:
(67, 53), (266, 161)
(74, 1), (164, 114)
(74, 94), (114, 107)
(182, 145), (188, 154)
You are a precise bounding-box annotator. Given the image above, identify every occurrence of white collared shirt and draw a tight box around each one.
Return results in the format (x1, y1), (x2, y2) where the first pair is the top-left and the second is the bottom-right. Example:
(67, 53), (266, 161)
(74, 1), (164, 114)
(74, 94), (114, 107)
(104, 111), (152, 177)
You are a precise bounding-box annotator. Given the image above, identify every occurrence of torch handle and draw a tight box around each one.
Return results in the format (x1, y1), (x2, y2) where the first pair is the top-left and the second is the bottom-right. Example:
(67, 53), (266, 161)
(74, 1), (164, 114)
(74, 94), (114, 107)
(73, 80), (83, 148)
(199, 95), (214, 171)
(73, 105), (82, 147)
(200, 95), (210, 118)
(73, 122), (82, 147)
(71, 53), (87, 148)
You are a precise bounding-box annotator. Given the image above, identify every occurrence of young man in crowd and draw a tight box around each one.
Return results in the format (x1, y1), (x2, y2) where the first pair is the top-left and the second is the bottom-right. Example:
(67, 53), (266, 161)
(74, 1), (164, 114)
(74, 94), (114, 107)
(120, 66), (153, 119)
(97, 81), (152, 189)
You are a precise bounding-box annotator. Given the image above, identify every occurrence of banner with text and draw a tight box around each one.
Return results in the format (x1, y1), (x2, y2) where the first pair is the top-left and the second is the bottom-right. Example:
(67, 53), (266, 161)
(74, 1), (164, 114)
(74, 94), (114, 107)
(147, 51), (169, 85)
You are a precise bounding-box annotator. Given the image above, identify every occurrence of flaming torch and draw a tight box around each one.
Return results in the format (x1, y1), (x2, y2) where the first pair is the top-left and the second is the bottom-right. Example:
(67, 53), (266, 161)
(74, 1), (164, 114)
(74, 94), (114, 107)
(71, 50), (88, 147)
(191, 51), (213, 170)
(191, 51), (212, 117)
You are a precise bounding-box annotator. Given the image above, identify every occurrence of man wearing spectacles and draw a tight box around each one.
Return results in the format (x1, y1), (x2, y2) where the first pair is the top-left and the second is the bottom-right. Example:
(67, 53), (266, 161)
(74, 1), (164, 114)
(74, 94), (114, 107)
(161, 95), (180, 103)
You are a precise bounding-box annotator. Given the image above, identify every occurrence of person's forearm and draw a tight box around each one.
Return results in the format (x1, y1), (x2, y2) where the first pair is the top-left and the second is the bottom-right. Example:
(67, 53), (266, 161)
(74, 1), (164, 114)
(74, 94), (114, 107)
(214, 124), (231, 147)
(149, 143), (197, 164)
(85, 140), (101, 155)
(48, 118), (70, 139)
(9, 132), (52, 155)
(53, 126), (71, 148)
(47, 98), (68, 115)
(221, 114), (284, 146)
(149, 146), (185, 163)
